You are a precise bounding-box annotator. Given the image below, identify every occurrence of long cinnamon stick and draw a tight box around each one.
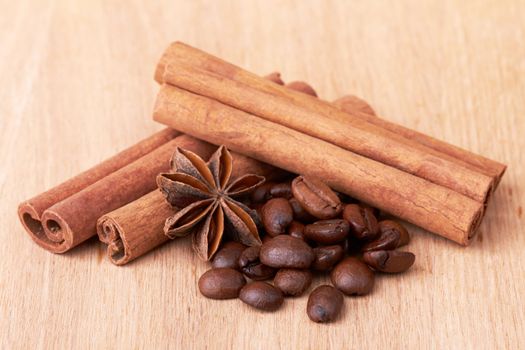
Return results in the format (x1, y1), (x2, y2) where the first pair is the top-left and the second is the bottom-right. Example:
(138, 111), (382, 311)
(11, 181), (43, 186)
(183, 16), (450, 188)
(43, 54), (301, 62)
(155, 42), (505, 187)
(18, 128), (179, 252)
(153, 84), (484, 245)
(161, 57), (494, 205)
(97, 148), (289, 265)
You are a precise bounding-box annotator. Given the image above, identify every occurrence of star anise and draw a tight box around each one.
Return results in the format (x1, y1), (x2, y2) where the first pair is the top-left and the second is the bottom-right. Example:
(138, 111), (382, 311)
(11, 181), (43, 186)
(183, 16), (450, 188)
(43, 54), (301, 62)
(157, 145), (265, 260)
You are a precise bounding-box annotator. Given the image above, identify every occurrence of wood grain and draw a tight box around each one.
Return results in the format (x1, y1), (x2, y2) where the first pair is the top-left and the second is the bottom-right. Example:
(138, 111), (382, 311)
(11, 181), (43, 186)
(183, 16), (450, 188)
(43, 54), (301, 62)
(1, 0), (524, 349)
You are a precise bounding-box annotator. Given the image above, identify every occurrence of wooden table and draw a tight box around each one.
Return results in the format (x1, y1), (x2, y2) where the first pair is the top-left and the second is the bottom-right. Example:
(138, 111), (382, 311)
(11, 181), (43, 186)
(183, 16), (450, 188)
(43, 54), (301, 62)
(1, 1), (524, 348)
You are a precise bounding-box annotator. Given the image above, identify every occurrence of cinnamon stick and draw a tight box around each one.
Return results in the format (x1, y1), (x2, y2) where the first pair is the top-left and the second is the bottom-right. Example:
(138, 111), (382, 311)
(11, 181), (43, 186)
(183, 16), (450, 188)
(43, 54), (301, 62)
(155, 42), (505, 187)
(18, 128), (179, 252)
(96, 137), (215, 264)
(153, 84), (484, 245)
(161, 57), (494, 206)
(97, 191), (172, 265)
(97, 149), (289, 265)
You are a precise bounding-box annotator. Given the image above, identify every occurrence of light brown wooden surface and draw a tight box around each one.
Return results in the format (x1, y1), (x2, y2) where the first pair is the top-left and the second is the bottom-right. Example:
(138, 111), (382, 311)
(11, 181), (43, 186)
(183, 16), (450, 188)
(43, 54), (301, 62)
(1, 1), (524, 349)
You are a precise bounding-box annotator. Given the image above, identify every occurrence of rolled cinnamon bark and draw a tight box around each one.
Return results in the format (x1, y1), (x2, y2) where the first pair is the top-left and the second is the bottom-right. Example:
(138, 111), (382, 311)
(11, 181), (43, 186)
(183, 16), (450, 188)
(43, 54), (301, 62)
(332, 92), (504, 187)
(154, 42), (505, 187)
(18, 128), (179, 252)
(161, 61), (494, 205)
(36, 134), (216, 253)
(153, 84), (484, 245)
(97, 191), (172, 265)
(97, 150), (289, 265)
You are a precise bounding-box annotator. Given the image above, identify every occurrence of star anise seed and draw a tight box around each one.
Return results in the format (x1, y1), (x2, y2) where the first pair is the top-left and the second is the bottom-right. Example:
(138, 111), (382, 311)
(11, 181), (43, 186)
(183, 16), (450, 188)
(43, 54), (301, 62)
(157, 146), (265, 260)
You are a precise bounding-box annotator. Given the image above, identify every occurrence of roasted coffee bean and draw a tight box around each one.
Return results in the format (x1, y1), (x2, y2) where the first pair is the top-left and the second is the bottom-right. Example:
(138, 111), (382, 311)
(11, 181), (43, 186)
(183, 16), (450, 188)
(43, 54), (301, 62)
(304, 219), (350, 244)
(361, 203), (381, 219)
(198, 268), (246, 299)
(378, 220), (410, 247)
(340, 238), (351, 254)
(261, 235), (273, 243)
(335, 191), (356, 204)
(311, 245), (345, 271)
(287, 221), (306, 241)
(371, 207), (381, 219)
(239, 282), (284, 311)
(307, 285), (344, 323)
(260, 235), (315, 269)
(342, 204), (379, 240)
(265, 72), (284, 85)
(238, 246), (276, 280)
(250, 182), (275, 203)
(211, 242), (246, 269)
(289, 197), (316, 222)
(361, 224), (400, 252)
(363, 250), (415, 273)
(261, 198), (294, 236)
(330, 257), (375, 295)
(291, 176), (343, 219)
(270, 182), (293, 199)
(286, 81), (318, 97)
(273, 269), (312, 296)
(346, 237), (364, 255)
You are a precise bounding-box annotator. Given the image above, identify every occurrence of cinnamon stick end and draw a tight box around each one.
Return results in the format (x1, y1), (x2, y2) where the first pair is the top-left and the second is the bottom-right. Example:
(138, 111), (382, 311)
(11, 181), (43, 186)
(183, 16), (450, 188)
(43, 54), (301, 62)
(96, 216), (131, 266)
(17, 202), (70, 253)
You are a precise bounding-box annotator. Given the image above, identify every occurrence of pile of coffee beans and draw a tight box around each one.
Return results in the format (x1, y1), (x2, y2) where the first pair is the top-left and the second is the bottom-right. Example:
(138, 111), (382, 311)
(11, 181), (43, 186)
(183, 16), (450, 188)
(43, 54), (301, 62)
(198, 175), (416, 323)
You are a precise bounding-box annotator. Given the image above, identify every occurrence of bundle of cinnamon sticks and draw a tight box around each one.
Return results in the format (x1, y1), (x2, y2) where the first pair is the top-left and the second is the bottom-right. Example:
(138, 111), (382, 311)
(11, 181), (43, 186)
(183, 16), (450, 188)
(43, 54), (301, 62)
(18, 41), (506, 266)
(153, 42), (505, 246)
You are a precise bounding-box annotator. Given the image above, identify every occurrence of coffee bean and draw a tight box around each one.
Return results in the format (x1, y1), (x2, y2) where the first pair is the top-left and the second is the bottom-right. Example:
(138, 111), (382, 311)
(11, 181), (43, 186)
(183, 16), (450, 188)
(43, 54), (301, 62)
(333, 95), (376, 116)
(286, 81), (318, 97)
(335, 191), (356, 204)
(361, 224), (400, 252)
(250, 182), (274, 203)
(273, 269), (312, 296)
(312, 245), (345, 271)
(342, 204), (379, 240)
(270, 182), (293, 199)
(211, 242), (246, 269)
(330, 257), (374, 295)
(238, 246), (276, 280)
(291, 176), (342, 219)
(340, 239), (351, 254)
(379, 220), (410, 247)
(363, 250), (415, 273)
(287, 221), (306, 241)
(239, 282), (284, 311)
(307, 285), (344, 323)
(260, 235), (315, 269)
(304, 219), (350, 244)
(261, 235), (273, 243)
(265, 72), (284, 85)
(250, 182), (293, 203)
(198, 268), (246, 299)
(289, 197), (316, 222)
(261, 198), (294, 237)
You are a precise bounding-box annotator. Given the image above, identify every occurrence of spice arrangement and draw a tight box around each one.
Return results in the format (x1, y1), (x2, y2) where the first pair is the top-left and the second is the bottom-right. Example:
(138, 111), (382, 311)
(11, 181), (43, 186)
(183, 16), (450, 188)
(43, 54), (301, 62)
(17, 42), (506, 323)
(162, 147), (415, 321)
